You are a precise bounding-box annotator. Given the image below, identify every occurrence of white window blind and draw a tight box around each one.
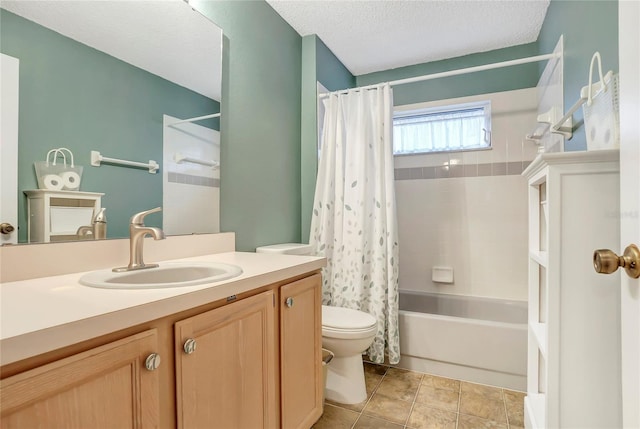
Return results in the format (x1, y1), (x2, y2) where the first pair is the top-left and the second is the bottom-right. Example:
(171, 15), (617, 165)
(393, 101), (491, 155)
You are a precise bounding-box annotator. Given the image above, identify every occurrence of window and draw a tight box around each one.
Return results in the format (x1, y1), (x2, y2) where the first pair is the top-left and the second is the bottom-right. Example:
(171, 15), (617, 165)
(393, 101), (491, 155)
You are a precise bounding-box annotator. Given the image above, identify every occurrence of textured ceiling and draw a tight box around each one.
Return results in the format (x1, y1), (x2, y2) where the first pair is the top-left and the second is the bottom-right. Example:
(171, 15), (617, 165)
(1, 0), (222, 101)
(266, 0), (550, 76)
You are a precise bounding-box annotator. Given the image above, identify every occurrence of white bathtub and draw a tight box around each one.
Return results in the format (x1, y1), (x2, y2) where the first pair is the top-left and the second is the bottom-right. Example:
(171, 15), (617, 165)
(396, 290), (527, 391)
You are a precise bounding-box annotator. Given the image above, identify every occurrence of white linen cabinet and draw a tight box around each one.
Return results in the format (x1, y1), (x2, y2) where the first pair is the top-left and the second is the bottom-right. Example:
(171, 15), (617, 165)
(24, 190), (103, 242)
(522, 150), (622, 428)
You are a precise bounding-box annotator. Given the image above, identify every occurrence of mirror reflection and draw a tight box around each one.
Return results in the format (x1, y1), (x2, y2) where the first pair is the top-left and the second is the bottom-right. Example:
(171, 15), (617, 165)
(0, 0), (223, 244)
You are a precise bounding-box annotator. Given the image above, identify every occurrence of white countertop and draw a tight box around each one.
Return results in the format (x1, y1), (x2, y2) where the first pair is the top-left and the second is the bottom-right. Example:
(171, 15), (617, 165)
(0, 251), (325, 366)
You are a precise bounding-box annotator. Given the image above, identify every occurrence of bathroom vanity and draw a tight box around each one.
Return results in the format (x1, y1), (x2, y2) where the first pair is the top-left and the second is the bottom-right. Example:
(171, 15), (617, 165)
(0, 239), (325, 429)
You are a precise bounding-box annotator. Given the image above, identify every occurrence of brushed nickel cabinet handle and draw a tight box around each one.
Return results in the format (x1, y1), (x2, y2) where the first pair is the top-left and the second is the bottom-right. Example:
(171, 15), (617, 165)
(145, 353), (161, 371)
(183, 338), (197, 354)
(285, 297), (294, 308)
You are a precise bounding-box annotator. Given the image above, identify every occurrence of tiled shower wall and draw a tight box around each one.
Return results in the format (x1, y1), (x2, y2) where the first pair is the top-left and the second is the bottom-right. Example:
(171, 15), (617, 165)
(162, 115), (220, 236)
(395, 88), (538, 301)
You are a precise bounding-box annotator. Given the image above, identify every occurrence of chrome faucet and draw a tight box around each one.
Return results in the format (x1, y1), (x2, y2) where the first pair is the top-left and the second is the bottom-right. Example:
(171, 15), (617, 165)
(113, 207), (166, 272)
(76, 208), (107, 240)
(76, 224), (94, 239)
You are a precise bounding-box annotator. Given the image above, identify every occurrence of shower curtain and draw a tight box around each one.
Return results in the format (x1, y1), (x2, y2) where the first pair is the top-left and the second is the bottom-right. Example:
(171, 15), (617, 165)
(309, 83), (400, 364)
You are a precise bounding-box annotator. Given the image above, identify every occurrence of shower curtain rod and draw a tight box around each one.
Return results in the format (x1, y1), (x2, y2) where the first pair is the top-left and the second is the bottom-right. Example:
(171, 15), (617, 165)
(167, 112), (221, 126)
(318, 52), (559, 99)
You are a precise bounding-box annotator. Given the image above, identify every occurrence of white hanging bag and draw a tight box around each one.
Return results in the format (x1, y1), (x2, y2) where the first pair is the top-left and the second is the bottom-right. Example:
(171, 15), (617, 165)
(582, 52), (620, 150)
(34, 147), (83, 191)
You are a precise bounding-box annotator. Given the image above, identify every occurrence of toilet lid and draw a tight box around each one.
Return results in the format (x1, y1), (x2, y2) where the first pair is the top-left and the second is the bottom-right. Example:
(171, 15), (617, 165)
(322, 305), (377, 330)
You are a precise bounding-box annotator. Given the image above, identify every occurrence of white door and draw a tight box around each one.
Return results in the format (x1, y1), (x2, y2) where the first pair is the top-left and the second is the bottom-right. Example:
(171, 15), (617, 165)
(618, 2), (640, 427)
(0, 53), (19, 245)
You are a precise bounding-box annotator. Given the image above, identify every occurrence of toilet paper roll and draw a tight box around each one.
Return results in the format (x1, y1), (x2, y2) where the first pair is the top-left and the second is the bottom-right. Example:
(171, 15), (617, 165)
(61, 171), (81, 190)
(43, 174), (64, 191)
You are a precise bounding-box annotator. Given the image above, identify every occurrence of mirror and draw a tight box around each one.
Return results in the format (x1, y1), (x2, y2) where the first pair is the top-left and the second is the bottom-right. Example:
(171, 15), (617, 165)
(0, 0), (222, 244)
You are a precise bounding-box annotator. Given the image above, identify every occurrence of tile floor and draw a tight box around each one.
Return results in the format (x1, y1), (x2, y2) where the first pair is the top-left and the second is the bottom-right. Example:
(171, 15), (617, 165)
(313, 362), (525, 429)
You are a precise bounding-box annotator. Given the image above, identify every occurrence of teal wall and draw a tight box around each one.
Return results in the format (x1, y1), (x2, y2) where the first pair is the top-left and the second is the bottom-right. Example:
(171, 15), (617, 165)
(316, 37), (356, 92)
(537, 0), (618, 151)
(0, 10), (219, 242)
(300, 35), (355, 242)
(192, 0), (303, 251)
(356, 43), (541, 105)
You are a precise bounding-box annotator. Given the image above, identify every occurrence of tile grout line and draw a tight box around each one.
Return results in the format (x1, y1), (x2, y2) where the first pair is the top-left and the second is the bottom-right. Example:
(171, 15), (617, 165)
(402, 372), (424, 429)
(322, 363), (524, 429)
(455, 380), (462, 429)
(502, 388), (511, 428)
(349, 366), (388, 429)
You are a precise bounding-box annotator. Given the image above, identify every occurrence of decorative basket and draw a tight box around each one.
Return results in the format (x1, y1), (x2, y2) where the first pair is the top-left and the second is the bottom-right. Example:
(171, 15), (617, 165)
(582, 52), (620, 150)
(34, 148), (83, 191)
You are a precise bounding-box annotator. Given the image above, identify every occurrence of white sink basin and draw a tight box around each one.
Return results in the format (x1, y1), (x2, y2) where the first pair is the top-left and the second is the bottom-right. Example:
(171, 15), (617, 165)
(79, 262), (243, 289)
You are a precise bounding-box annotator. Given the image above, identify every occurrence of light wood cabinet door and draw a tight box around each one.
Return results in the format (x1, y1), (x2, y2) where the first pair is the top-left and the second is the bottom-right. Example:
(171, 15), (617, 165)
(280, 274), (322, 429)
(175, 290), (277, 429)
(0, 329), (160, 428)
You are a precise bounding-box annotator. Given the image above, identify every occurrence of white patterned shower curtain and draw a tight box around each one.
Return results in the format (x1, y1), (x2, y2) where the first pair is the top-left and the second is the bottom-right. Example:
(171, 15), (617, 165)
(309, 83), (400, 364)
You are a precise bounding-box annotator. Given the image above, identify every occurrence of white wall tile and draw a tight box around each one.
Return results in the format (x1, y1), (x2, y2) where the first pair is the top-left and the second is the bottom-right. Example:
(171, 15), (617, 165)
(394, 89), (536, 301)
(396, 175), (528, 301)
(162, 115), (220, 235)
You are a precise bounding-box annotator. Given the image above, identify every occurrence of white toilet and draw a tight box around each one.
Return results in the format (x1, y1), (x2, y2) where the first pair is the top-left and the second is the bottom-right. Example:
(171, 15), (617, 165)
(255, 243), (378, 405)
(321, 304), (377, 404)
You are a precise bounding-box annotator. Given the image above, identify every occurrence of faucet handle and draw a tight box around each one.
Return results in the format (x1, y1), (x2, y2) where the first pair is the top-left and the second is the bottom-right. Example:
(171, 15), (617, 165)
(130, 207), (162, 225)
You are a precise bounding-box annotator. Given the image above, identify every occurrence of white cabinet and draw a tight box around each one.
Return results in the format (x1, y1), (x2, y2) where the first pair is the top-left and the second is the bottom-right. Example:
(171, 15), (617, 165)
(24, 190), (103, 242)
(522, 150), (621, 428)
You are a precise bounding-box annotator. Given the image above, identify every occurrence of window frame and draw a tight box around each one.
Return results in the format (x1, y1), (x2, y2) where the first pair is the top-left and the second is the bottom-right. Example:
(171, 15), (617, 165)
(392, 100), (492, 156)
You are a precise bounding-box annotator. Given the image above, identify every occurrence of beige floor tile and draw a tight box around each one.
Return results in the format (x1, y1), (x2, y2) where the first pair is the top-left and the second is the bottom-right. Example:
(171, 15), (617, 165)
(504, 390), (525, 427)
(365, 370), (384, 397)
(362, 392), (413, 425)
(460, 382), (503, 401)
(326, 398), (368, 413)
(459, 391), (507, 423)
(406, 402), (457, 429)
(312, 404), (360, 429)
(364, 361), (389, 376)
(458, 413), (507, 429)
(353, 414), (404, 429)
(421, 374), (461, 392)
(414, 384), (460, 412)
(503, 389), (525, 399)
(376, 373), (421, 402)
(384, 367), (424, 383)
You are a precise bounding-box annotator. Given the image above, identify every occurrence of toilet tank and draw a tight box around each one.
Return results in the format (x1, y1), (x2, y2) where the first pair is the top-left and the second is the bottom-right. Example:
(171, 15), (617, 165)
(255, 243), (314, 255)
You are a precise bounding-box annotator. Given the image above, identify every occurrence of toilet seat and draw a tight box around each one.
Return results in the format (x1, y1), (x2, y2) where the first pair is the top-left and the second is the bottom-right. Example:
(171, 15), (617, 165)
(322, 305), (377, 340)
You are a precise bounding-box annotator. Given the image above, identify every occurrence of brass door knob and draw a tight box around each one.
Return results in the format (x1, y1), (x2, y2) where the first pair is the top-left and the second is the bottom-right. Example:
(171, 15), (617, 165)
(0, 223), (15, 234)
(593, 244), (640, 279)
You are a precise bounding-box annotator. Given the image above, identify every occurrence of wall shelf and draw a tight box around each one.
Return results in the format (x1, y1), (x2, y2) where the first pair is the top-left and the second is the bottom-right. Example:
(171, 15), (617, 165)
(524, 393), (546, 429)
(529, 322), (547, 358)
(529, 251), (548, 267)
